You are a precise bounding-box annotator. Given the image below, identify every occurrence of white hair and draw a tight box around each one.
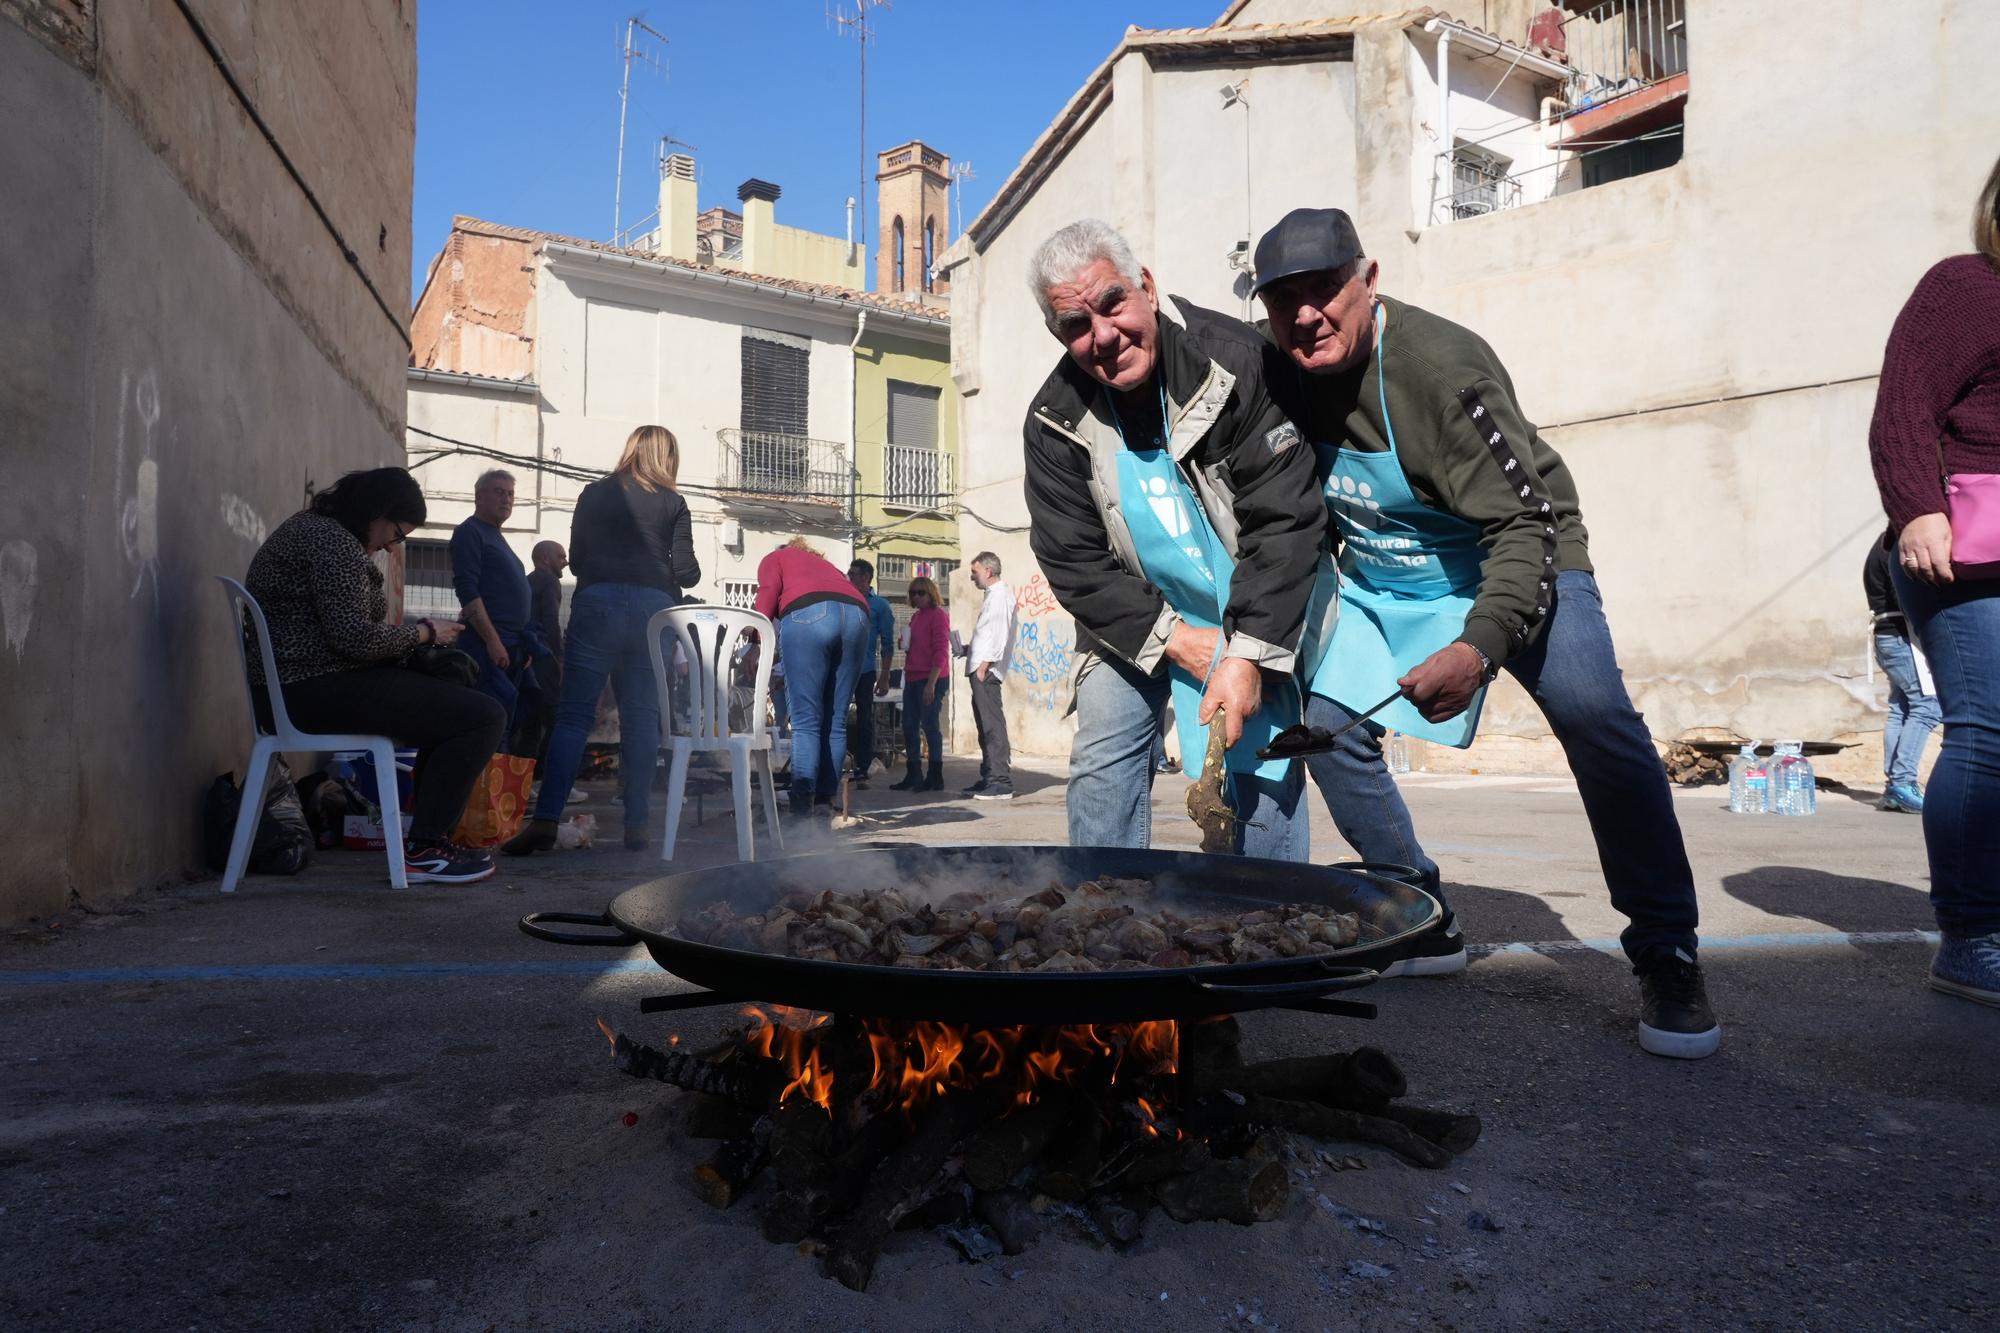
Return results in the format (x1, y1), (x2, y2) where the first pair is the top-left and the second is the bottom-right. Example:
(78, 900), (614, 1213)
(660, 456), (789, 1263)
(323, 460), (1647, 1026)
(971, 550), (1001, 576)
(1027, 219), (1142, 325)
(474, 468), (515, 491)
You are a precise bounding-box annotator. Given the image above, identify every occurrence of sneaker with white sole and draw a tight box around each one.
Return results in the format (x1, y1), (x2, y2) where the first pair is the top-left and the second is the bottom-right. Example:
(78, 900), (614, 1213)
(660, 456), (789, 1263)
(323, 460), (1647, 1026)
(405, 841), (496, 884)
(1930, 931), (2000, 1008)
(1634, 945), (1722, 1059)
(973, 785), (1014, 801)
(1380, 918), (1468, 978)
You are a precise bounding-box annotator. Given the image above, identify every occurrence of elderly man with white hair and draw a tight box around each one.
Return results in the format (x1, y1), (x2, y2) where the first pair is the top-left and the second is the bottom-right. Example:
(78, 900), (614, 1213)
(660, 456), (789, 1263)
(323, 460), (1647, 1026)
(1021, 219), (1331, 858)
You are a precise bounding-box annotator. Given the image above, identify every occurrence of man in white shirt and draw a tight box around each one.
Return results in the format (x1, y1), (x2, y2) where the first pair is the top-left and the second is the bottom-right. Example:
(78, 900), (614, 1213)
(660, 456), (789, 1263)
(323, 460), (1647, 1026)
(961, 552), (1018, 800)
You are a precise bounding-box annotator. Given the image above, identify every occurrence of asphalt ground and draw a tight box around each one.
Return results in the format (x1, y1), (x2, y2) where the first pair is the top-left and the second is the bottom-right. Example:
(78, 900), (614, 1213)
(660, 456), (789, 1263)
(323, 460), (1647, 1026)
(2, 759), (1993, 1332)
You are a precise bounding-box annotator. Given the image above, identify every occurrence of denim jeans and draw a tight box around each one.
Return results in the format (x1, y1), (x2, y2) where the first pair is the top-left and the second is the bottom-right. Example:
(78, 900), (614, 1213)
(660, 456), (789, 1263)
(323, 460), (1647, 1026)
(1067, 652), (1306, 862)
(532, 582), (673, 828)
(1304, 570), (1698, 961)
(1889, 564), (2000, 937)
(903, 674), (949, 777)
(1872, 631), (1940, 786)
(779, 600), (872, 802)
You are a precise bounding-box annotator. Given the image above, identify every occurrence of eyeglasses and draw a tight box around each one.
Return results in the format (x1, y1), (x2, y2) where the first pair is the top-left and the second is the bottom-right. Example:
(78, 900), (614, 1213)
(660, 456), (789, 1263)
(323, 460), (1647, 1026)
(383, 524), (410, 546)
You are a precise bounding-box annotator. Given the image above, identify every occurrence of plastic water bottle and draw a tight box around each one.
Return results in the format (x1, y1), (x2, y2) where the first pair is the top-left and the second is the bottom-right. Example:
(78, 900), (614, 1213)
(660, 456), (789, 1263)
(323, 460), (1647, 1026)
(1728, 743), (1769, 815)
(1770, 740), (1817, 817)
(1384, 731), (1411, 775)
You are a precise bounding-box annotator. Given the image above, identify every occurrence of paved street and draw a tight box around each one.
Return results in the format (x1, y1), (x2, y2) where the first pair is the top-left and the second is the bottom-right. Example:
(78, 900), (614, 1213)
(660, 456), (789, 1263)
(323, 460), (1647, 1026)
(2, 760), (1993, 1332)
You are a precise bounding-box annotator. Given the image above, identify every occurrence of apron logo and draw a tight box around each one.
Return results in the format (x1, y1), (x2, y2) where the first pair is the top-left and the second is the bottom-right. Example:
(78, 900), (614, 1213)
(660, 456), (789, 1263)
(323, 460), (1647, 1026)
(1143, 476), (1194, 540)
(1264, 423), (1300, 455)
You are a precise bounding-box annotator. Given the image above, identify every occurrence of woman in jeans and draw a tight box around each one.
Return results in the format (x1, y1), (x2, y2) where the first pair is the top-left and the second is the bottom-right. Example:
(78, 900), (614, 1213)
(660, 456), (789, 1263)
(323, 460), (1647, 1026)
(245, 468), (504, 884)
(506, 426), (698, 854)
(892, 576), (950, 792)
(1862, 530), (1938, 813)
(1868, 152), (2000, 1008)
(753, 538), (871, 816)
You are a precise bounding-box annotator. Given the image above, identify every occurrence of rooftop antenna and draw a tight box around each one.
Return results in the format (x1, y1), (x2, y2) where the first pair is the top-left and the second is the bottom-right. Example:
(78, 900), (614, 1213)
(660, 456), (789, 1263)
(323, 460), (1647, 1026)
(658, 131), (699, 170)
(613, 17), (670, 241)
(950, 160), (975, 243)
(829, 0), (890, 284)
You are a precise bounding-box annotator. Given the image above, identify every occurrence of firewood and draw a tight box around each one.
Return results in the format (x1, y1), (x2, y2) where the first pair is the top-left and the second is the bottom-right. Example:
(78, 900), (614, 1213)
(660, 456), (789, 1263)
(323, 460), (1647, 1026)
(612, 1032), (775, 1107)
(1036, 1104), (1106, 1201)
(758, 1102), (839, 1244)
(1188, 1047), (1407, 1109)
(1089, 1189), (1149, 1245)
(1183, 1016), (1244, 1076)
(962, 1091), (1072, 1192)
(1109, 1136), (1212, 1189)
(1232, 1095), (1451, 1169)
(1374, 1104), (1482, 1156)
(692, 1121), (771, 1210)
(973, 1188), (1041, 1255)
(1185, 709), (1239, 853)
(1151, 1156), (1288, 1224)
(683, 1093), (753, 1141)
(825, 1091), (1006, 1292)
(896, 1182), (972, 1231)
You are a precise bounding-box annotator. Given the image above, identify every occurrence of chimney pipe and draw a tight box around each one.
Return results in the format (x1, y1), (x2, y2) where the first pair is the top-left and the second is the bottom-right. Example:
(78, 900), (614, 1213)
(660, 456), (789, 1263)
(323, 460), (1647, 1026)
(737, 178), (780, 275)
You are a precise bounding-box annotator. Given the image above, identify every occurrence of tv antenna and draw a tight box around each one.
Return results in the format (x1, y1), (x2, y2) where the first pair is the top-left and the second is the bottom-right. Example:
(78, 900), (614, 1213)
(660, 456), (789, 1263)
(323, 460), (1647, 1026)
(829, 1), (890, 282)
(950, 160), (975, 243)
(658, 131), (699, 168)
(613, 17), (670, 241)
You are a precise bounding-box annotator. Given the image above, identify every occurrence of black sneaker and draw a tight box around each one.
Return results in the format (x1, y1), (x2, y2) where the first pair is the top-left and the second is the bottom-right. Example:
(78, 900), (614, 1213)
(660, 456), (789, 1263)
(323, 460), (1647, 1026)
(973, 784), (1014, 801)
(406, 842), (497, 885)
(962, 779), (990, 796)
(1634, 945), (1722, 1059)
(1380, 916), (1467, 977)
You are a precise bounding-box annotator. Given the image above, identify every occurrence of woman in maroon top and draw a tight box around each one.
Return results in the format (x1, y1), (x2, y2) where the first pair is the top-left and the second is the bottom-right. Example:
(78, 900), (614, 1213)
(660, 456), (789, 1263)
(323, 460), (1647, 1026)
(1866, 152), (2000, 1008)
(754, 539), (870, 816)
(891, 576), (952, 791)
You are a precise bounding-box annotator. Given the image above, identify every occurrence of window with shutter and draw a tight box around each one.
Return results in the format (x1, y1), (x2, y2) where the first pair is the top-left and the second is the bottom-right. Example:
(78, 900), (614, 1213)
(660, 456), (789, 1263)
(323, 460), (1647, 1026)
(740, 329), (810, 493)
(884, 380), (943, 507)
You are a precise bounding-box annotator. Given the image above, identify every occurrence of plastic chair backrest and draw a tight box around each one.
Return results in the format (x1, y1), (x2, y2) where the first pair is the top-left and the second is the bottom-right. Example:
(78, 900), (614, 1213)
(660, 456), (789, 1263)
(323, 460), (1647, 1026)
(648, 604), (776, 745)
(218, 576), (295, 739)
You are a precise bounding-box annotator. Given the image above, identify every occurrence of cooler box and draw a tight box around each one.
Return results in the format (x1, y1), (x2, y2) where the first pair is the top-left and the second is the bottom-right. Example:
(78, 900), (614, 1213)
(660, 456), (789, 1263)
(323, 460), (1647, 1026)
(334, 749), (417, 850)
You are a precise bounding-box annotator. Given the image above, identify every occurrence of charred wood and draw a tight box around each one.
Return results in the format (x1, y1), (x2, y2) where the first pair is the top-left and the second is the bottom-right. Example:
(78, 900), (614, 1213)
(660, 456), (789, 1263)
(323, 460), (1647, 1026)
(1152, 1156), (1288, 1224)
(1375, 1103), (1482, 1156)
(1089, 1190), (1149, 1246)
(962, 1091), (1072, 1192)
(1188, 1047), (1407, 1108)
(973, 1188), (1042, 1255)
(683, 1093), (753, 1141)
(692, 1118), (772, 1210)
(1036, 1105), (1106, 1201)
(1230, 1095), (1451, 1169)
(825, 1091), (1006, 1292)
(612, 1032), (774, 1107)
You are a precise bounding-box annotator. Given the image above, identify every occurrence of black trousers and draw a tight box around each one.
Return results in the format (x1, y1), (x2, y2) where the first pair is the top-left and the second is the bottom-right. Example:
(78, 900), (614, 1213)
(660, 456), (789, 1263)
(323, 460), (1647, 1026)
(511, 653), (562, 767)
(281, 667), (506, 845)
(969, 672), (1011, 786)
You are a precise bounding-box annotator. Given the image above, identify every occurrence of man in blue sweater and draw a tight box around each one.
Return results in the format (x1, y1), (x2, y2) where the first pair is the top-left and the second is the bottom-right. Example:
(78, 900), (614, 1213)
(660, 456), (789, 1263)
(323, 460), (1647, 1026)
(846, 559), (897, 785)
(451, 469), (539, 738)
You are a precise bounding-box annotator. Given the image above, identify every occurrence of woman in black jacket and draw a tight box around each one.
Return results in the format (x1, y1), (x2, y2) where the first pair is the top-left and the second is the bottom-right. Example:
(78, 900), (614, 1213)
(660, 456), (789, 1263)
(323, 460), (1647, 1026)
(506, 425), (700, 854)
(244, 467), (504, 884)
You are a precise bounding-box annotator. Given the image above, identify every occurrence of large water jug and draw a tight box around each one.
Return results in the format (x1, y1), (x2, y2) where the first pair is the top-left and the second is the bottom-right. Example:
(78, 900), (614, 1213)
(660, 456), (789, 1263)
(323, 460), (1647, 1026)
(1728, 742), (1769, 815)
(1770, 740), (1817, 816)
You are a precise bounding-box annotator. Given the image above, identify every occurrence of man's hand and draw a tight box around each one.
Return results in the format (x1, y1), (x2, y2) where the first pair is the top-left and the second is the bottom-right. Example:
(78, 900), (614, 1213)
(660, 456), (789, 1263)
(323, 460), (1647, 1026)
(1899, 512), (1954, 585)
(1165, 622), (1221, 676)
(974, 662), (989, 683)
(1398, 642), (1487, 723)
(429, 621), (465, 647)
(875, 676), (889, 698)
(485, 636), (511, 672)
(1198, 657), (1263, 747)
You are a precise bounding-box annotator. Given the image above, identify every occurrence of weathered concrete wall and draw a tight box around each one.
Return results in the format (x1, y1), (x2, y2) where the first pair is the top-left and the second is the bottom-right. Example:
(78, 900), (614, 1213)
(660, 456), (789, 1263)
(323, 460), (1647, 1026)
(0, 3), (414, 922)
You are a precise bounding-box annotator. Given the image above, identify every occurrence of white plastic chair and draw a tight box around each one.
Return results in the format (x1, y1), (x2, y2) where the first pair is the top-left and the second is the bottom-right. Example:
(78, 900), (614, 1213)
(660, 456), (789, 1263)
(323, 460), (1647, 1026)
(648, 604), (783, 862)
(217, 577), (408, 891)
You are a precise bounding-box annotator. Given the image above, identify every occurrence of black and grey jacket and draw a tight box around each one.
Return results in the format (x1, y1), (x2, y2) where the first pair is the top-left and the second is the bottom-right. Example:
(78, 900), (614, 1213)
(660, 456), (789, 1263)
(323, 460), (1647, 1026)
(1023, 297), (1330, 676)
(245, 511), (422, 685)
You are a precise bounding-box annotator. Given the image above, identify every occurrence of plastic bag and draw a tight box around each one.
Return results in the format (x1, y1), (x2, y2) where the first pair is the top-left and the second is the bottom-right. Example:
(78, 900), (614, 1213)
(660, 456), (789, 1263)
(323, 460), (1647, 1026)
(451, 754), (537, 848)
(203, 759), (313, 876)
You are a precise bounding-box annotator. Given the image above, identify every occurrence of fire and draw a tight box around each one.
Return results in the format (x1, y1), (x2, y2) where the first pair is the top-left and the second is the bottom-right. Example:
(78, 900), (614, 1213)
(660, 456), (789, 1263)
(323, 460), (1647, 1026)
(736, 1007), (1181, 1117)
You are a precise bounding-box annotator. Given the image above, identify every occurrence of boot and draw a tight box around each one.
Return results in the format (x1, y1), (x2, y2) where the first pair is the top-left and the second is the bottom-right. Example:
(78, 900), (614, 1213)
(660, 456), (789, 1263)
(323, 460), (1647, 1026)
(919, 759), (944, 792)
(503, 818), (559, 857)
(789, 785), (815, 819)
(889, 766), (922, 791)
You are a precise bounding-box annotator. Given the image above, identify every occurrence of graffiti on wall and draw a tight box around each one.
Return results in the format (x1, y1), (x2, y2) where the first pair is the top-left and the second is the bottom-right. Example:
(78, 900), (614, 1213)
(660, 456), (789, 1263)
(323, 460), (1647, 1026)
(0, 540), (36, 661)
(1012, 617), (1074, 714)
(117, 370), (162, 607)
(1017, 573), (1059, 619)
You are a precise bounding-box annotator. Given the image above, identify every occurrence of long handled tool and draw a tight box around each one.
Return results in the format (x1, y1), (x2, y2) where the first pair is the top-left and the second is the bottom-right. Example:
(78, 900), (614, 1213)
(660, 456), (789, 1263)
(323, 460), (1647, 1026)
(1255, 686), (1407, 761)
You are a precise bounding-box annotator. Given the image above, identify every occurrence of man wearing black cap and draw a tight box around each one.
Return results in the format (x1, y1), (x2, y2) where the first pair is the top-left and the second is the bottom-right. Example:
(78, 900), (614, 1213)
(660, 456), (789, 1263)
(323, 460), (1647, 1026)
(1251, 206), (1719, 1060)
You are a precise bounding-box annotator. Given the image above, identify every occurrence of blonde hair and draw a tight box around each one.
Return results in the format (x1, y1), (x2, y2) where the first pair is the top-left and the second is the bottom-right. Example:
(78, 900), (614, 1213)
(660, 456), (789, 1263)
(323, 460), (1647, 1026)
(1977, 152), (2000, 273)
(785, 535), (820, 556)
(614, 425), (680, 492)
(906, 575), (939, 606)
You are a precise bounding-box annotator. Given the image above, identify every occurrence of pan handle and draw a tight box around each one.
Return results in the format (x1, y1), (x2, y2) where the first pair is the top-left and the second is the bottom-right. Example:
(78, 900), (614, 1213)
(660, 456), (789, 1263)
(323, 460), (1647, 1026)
(1191, 963), (1378, 999)
(518, 911), (641, 948)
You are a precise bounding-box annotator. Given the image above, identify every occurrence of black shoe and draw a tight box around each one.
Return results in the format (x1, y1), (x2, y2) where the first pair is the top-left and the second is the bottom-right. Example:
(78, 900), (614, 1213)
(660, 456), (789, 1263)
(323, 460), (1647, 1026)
(622, 828), (650, 852)
(962, 779), (989, 796)
(919, 769), (944, 792)
(889, 771), (921, 791)
(406, 841), (497, 884)
(1633, 945), (1722, 1059)
(501, 819), (559, 857)
(973, 783), (1014, 802)
(1380, 914), (1467, 977)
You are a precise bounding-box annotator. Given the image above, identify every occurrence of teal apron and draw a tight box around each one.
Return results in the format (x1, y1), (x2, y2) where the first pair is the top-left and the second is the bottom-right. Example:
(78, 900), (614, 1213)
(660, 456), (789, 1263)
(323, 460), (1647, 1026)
(1108, 382), (1294, 780)
(1307, 304), (1489, 748)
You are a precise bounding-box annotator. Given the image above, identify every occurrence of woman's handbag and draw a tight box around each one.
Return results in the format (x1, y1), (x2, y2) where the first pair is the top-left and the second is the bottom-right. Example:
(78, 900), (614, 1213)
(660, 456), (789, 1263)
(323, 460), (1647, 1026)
(399, 642), (480, 687)
(1946, 473), (2000, 577)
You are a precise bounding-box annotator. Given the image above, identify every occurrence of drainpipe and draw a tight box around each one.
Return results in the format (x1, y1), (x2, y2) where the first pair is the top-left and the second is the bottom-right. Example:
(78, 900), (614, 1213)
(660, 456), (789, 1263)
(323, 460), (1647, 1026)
(848, 309), (869, 566)
(1431, 22), (1453, 220)
(845, 195), (857, 264)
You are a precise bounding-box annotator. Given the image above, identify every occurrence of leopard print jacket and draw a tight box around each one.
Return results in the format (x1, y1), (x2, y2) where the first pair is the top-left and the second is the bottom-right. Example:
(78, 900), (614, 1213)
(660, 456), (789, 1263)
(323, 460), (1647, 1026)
(245, 512), (421, 685)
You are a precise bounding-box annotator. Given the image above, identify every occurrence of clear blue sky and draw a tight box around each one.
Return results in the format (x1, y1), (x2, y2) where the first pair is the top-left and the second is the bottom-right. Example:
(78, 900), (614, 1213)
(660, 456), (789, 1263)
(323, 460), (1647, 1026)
(412, 0), (1228, 299)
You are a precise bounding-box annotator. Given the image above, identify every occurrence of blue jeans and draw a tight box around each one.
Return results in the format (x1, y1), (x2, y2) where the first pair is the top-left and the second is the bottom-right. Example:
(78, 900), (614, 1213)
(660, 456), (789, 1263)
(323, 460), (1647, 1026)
(1873, 631), (1940, 787)
(1305, 570), (1698, 961)
(779, 600), (872, 802)
(902, 674), (948, 776)
(1067, 652), (1306, 862)
(532, 582), (674, 828)
(1889, 564), (2000, 937)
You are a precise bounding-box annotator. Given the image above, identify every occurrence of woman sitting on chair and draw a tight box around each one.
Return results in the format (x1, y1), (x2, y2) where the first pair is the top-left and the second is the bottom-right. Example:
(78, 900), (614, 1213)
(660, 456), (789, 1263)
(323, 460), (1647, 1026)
(506, 425), (700, 855)
(245, 467), (505, 884)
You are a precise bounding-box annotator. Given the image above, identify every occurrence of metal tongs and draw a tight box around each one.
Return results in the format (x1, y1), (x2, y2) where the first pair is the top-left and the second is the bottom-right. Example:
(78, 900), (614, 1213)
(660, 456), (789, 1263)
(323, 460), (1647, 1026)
(1256, 687), (1407, 760)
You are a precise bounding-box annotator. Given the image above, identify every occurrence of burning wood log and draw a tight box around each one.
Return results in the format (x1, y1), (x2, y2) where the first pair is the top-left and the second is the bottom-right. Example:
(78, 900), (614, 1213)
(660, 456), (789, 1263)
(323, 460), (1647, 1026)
(961, 1090), (1072, 1192)
(1152, 1156), (1288, 1224)
(684, 1093), (753, 1141)
(1227, 1095), (1452, 1169)
(605, 1027), (775, 1107)
(758, 1101), (838, 1244)
(1036, 1104), (1107, 1201)
(825, 1091), (1007, 1292)
(692, 1124), (771, 1210)
(1089, 1189), (1150, 1245)
(1188, 1047), (1407, 1107)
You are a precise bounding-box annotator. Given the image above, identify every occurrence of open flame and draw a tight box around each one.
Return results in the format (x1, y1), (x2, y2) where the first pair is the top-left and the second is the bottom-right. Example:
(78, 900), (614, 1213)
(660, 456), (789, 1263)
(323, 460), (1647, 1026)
(729, 1006), (1180, 1118)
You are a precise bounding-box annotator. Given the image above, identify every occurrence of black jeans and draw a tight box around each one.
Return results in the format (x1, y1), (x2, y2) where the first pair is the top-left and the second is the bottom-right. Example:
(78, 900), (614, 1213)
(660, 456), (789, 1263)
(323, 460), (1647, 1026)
(510, 652), (562, 767)
(851, 671), (879, 773)
(281, 666), (506, 845)
(969, 671), (1011, 787)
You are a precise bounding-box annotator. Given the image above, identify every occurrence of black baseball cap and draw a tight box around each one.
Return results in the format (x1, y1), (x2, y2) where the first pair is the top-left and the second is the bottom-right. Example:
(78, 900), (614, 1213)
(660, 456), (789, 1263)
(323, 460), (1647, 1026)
(1250, 208), (1365, 297)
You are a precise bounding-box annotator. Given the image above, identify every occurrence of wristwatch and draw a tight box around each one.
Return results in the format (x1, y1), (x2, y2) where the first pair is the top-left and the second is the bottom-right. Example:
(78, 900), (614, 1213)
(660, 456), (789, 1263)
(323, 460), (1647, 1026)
(1468, 644), (1497, 682)
(417, 617), (435, 645)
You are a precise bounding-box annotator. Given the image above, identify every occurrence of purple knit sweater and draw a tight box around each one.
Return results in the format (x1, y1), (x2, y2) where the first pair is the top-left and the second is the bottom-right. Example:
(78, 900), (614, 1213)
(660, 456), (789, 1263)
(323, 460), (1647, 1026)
(1869, 254), (2000, 532)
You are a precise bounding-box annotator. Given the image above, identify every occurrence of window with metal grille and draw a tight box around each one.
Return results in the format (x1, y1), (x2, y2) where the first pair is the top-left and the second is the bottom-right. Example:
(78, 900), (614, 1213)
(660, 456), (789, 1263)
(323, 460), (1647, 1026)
(884, 381), (944, 507)
(402, 539), (461, 622)
(740, 329), (810, 492)
(720, 580), (757, 610)
(1449, 144), (1515, 219)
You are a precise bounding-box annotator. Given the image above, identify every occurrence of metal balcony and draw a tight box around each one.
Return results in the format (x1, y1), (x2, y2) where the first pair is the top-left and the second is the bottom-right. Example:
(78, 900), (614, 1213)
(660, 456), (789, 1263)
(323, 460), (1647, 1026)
(880, 442), (955, 513)
(716, 429), (852, 515)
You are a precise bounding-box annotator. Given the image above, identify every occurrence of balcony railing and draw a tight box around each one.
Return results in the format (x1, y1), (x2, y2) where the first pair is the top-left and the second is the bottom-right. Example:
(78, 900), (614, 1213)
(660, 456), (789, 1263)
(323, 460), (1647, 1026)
(1559, 0), (1687, 114)
(717, 428), (852, 513)
(881, 442), (955, 512)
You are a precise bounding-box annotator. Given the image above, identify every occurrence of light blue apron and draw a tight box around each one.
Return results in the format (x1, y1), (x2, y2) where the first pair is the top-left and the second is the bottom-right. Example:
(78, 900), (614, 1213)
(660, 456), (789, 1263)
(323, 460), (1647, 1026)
(1108, 382), (1294, 780)
(1307, 304), (1489, 748)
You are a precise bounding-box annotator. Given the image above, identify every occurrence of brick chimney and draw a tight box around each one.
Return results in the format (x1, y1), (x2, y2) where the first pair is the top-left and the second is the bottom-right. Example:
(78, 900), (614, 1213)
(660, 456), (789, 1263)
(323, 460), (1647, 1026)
(658, 153), (698, 262)
(737, 178), (780, 275)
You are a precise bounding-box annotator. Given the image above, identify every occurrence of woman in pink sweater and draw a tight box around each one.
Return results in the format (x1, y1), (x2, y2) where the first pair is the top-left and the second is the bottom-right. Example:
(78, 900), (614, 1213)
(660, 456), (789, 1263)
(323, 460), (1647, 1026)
(891, 576), (951, 791)
(753, 539), (870, 816)
(1866, 151), (2000, 1009)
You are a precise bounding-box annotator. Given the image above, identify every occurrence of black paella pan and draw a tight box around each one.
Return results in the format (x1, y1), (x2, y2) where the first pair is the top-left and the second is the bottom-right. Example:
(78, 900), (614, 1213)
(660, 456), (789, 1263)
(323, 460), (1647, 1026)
(521, 845), (1442, 1025)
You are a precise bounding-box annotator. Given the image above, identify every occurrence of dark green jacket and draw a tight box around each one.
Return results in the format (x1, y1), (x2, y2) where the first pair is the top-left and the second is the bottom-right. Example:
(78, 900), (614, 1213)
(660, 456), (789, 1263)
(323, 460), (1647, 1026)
(1261, 295), (1592, 668)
